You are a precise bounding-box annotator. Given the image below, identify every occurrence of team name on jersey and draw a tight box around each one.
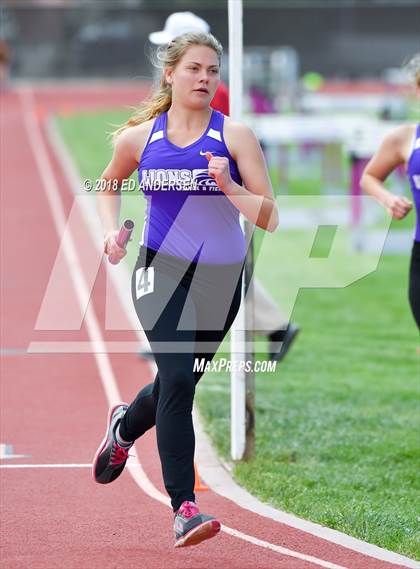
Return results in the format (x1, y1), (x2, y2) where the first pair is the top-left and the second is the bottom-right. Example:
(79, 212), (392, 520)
(139, 168), (221, 192)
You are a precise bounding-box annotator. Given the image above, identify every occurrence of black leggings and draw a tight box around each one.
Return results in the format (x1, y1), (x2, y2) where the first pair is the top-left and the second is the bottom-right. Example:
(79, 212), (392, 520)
(409, 240), (420, 331)
(119, 247), (244, 511)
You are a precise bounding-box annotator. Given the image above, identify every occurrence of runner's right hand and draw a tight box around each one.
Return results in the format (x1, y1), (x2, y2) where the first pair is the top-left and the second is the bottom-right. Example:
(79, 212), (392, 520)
(104, 230), (127, 264)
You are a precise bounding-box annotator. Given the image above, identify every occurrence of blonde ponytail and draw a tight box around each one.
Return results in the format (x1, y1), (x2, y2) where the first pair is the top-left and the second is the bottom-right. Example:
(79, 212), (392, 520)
(112, 32), (223, 142)
(112, 78), (172, 141)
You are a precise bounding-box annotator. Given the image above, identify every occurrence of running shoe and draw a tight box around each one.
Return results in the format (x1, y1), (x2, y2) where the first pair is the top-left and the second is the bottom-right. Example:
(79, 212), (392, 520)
(92, 403), (132, 484)
(173, 500), (221, 548)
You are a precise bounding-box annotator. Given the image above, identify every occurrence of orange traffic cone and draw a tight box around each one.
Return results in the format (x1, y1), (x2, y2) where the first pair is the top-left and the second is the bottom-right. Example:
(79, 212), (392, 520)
(194, 462), (208, 492)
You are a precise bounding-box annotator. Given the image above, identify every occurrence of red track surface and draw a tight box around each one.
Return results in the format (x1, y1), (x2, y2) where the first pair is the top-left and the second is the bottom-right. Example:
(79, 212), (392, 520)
(0, 85), (413, 569)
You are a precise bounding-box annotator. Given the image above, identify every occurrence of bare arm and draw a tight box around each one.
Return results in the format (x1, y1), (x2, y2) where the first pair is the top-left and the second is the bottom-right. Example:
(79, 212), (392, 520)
(360, 125), (413, 220)
(97, 129), (140, 235)
(97, 122), (151, 261)
(208, 121), (279, 232)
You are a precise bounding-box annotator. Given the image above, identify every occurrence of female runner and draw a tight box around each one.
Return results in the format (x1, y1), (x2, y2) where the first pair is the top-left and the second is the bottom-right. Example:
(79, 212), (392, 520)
(361, 54), (419, 331)
(92, 32), (278, 547)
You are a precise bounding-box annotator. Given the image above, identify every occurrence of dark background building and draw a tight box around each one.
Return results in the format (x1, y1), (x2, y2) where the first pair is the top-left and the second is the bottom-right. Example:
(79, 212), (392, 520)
(1, 0), (419, 80)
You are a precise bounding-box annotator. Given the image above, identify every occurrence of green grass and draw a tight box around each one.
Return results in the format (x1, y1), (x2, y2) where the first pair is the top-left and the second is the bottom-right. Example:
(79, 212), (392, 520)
(56, 109), (420, 561)
(196, 251), (419, 559)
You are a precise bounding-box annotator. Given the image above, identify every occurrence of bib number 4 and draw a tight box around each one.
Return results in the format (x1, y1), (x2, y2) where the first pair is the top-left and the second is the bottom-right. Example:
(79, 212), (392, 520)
(135, 267), (155, 299)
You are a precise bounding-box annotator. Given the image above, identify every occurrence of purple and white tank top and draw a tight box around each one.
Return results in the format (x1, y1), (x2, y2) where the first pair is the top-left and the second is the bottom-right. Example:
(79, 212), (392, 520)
(407, 124), (420, 243)
(137, 110), (246, 264)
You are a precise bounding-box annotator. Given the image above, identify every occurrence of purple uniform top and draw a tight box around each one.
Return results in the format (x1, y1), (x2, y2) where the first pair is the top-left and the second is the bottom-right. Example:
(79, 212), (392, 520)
(138, 110), (246, 264)
(407, 124), (420, 242)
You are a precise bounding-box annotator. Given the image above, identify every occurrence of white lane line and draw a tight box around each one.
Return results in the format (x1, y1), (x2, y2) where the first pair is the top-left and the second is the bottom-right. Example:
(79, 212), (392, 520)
(222, 527), (349, 569)
(25, 91), (409, 569)
(20, 87), (120, 406)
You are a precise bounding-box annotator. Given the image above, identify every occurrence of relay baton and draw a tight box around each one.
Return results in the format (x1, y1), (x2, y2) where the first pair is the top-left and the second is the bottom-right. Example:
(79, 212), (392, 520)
(108, 219), (135, 265)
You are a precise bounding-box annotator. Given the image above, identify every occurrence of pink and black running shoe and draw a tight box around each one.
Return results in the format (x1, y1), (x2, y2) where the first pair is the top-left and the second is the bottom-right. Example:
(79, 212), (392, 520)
(173, 501), (221, 548)
(92, 403), (132, 484)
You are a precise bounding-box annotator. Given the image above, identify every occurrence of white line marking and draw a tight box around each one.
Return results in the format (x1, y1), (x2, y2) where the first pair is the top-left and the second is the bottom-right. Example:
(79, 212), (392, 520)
(222, 527), (349, 569)
(34, 93), (417, 568)
(20, 87), (120, 405)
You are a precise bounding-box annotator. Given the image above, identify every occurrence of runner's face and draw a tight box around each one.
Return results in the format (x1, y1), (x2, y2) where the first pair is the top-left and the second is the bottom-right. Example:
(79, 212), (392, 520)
(166, 45), (220, 109)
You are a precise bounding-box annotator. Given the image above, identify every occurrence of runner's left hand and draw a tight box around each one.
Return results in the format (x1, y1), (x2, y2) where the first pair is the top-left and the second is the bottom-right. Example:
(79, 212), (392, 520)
(206, 152), (233, 194)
